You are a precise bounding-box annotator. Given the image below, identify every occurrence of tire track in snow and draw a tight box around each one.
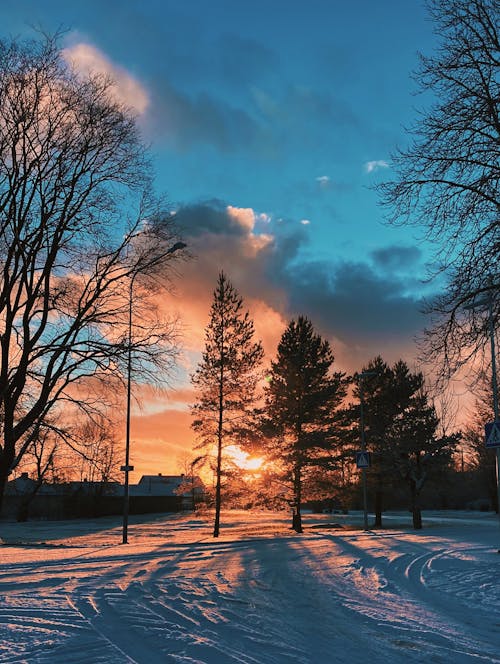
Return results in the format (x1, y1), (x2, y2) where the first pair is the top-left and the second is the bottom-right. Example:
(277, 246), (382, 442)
(66, 592), (177, 664)
(125, 542), (310, 663)
(0, 594), (89, 663)
(318, 530), (500, 663)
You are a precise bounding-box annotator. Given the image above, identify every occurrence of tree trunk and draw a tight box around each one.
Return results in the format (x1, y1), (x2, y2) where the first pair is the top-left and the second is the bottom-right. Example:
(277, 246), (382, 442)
(0, 464), (11, 515)
(411, 481), (422, 529)
(213, 345), (225, 538)
(213, 434), (222, 537)
(292, 464), (303, 533)
(0, 424), (17, 515)
(374, 488), (383, 528)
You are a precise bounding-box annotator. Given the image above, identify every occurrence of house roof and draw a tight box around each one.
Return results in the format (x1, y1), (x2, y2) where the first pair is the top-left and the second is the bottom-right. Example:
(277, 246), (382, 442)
(131, 474), (203, 497)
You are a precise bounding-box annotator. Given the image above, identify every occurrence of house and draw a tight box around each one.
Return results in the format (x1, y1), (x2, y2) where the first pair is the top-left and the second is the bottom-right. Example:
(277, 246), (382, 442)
(2, 472), (204, 520)
(131, 473), (205, 509)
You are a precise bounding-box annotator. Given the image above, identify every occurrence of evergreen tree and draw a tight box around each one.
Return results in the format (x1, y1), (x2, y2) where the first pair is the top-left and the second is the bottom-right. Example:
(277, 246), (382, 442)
(387, 389), (458, 528)
(351, 357), (420, 527)
(263, 316), (348, 533)
(351, 357), (457, 528)
(191, 272), (263, 537)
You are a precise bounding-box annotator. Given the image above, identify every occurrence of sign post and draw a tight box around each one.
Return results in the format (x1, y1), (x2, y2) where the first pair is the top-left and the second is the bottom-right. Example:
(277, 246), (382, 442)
(356, 451), (371, 468)
(464, 292), (500, 553)
(358, 371), (376, 530)
(485, 422), (500, 448)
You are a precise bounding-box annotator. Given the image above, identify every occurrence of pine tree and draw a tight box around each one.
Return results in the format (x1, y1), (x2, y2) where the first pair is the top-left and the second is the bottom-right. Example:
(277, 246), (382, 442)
(351, 357), (457, 528)
(387, 389), (458, 528)
(263, 316), (348, 533)
(351, 357), (421, 527)
(191, 272), (263, 537)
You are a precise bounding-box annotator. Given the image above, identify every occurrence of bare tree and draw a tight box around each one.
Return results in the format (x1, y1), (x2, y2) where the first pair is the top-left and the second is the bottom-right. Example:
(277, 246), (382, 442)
(378, 0), (499, 380)
(15, 422), (60, 521)
(0, 34), (186, 509)
(71, 416), (120, 487)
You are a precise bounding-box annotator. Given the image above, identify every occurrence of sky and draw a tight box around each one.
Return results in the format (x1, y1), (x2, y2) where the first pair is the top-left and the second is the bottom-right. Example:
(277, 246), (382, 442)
(2, 1), (449, 477)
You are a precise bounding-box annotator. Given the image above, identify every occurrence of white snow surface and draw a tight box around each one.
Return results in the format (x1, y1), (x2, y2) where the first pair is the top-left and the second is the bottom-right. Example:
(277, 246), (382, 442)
(1, 509), (499, 663)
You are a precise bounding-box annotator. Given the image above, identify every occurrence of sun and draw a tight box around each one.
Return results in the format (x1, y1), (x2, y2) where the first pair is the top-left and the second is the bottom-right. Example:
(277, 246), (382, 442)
(226, 445), (265, 472)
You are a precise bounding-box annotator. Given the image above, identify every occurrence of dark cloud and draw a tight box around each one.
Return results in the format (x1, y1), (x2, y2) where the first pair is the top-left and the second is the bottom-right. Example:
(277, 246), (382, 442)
(286, 260), (427, 344)
(172, 201), (248, 237)
(284, 85), (359, 128)
(147, 82), (264, 153)
(172, 201), (430, 357)
(371, 245), (422, 271)
(174, 200), (308, 262)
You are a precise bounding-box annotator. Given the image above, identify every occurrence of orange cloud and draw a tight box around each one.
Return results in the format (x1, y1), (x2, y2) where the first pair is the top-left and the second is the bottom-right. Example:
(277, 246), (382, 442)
(62, 43), (149, 115)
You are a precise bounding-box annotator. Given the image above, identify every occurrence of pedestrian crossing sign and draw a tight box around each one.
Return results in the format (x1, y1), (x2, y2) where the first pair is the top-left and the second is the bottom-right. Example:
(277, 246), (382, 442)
(485, 421), (500, 448)
(356, 451), (371, 468)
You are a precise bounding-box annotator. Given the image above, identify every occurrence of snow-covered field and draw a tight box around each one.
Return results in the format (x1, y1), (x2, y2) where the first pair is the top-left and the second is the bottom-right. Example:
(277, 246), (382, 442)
(1, 509), (499, 663)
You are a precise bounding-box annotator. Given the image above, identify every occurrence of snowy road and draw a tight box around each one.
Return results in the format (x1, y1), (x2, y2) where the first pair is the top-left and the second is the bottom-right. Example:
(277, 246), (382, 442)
(0, 510), (499, 663)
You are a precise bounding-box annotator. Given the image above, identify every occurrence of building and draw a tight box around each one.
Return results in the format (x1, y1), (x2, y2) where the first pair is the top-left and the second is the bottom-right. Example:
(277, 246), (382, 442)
(2, 472), (204, 520)
(131, 473), (205, 510)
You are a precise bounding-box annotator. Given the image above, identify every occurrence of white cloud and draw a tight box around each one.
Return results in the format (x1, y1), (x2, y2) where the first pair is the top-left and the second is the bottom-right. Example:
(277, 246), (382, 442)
(316, 175), (330, 187)
(364, 160), (389, 174)
(227, 205), (255, 232)
(62, 43), (149, 115)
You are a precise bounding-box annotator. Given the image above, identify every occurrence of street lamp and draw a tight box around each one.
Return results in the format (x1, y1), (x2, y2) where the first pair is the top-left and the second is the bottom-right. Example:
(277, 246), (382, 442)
(121, 271), (136, 545)
(358, 371), (376, 530)
(121, 241), (187, 545)
(464, 290), (500, 546)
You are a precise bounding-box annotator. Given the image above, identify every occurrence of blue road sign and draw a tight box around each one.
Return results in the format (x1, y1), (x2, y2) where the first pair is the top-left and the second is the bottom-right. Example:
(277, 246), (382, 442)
(485, 421), (500, 448)
(356, 451), (371, 468)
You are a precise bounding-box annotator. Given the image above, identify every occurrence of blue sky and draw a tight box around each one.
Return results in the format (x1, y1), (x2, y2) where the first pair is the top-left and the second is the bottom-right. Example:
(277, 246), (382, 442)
(3, 1), (439, 340)
(2, 1), (448, 470)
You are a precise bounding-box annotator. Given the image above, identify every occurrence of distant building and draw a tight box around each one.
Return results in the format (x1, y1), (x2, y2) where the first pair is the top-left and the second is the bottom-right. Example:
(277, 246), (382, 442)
(4, 473), (121, 498)
(2, 472), (204, 520)
(132, 474), (205, 509)
(5, 472), (39, 495)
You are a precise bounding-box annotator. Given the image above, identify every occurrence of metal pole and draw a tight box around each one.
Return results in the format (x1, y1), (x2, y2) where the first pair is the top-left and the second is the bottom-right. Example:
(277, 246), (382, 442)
(488, 296), (499, 420)
(120, 241), (186, 544)
(122, 276), (133, 545)
(464, 290), (500, 551)
(360, 379), (368, 530)
(487, 297), (500, 546)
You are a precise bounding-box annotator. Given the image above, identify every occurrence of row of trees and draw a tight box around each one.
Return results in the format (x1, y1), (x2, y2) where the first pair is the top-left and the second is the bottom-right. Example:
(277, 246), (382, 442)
(191, 273), (462, 536)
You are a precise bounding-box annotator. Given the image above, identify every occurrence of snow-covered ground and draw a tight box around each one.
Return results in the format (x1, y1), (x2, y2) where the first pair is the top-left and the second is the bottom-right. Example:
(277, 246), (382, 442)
(1, 509), (499, 663)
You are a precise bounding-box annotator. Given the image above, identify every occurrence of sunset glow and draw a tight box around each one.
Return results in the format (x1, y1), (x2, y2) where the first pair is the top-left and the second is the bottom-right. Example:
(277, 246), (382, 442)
(225, 445), (265, 473)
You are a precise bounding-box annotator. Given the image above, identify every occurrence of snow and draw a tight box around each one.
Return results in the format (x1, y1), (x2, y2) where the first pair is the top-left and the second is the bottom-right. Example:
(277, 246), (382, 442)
(1, 509), (499, 663)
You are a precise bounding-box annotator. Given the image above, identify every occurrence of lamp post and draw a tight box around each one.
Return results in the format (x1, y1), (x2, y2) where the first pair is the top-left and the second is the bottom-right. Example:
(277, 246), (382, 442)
(358, 371), (376, 530)
(464, 291), (500, 542)
(121, 272), (135, 545)
(121, 241), (186, 545)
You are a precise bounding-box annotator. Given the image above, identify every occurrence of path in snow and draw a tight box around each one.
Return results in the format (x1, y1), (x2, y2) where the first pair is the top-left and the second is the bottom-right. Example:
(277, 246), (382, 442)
(0, 510), (499, 663)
